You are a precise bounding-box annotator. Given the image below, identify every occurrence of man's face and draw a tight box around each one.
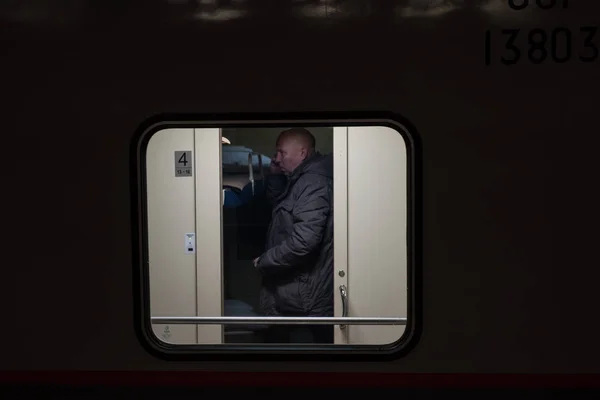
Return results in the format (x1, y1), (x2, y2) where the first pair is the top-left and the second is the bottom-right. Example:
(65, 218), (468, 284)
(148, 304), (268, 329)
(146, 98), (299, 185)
(274, 136), (306, 175)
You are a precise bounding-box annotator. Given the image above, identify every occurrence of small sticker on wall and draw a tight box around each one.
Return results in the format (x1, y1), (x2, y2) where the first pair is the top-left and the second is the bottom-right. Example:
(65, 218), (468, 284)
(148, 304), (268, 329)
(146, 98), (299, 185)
(162, 325), (172, 340)
(185, 233), (195, 254)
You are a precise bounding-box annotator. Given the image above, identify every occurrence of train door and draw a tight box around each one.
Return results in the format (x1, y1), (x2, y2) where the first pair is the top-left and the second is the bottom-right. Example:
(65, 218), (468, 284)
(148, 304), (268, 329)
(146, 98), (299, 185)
(146, 127), (223, 345)
(333, 126), (408, 345)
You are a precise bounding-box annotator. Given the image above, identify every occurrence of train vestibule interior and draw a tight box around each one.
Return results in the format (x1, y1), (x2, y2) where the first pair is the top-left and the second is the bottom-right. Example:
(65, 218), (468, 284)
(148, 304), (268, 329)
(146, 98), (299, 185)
(220, 127), (334, 343)
(146, 125), (408, 347)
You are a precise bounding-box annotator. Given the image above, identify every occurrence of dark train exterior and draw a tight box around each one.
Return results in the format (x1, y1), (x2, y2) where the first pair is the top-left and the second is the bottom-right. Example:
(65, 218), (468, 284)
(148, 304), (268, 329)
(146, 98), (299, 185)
(2, 0), (600, 383)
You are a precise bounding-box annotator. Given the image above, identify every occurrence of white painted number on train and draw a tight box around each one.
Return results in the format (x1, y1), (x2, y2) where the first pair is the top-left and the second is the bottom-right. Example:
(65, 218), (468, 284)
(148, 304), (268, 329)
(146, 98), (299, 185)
(485, 0), (598, 66)
(174, 151), (193, 177)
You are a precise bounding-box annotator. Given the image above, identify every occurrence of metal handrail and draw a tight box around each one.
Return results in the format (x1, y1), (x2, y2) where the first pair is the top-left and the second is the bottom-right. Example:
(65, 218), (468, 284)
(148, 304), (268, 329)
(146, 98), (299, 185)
(152, 316), (406, 326)
(247, 152), (264, 195)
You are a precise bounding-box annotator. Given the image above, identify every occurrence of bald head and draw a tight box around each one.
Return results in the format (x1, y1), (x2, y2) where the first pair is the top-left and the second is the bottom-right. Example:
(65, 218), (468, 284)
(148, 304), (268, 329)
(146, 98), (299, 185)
(274, 128), (316, 175)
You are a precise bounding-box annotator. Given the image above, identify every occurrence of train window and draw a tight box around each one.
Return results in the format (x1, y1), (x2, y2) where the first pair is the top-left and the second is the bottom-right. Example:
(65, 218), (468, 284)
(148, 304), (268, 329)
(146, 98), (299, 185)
(133, 116), (419, 360)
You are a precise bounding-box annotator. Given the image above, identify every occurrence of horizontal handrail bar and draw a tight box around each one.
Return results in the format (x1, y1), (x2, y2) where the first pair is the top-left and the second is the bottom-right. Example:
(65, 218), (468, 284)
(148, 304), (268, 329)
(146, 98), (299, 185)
(151, 316), (406, 326)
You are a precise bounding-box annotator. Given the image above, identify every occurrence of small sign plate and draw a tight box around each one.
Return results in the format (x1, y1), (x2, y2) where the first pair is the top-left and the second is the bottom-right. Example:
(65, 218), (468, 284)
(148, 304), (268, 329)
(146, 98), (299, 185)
(174, 151), (193, 177)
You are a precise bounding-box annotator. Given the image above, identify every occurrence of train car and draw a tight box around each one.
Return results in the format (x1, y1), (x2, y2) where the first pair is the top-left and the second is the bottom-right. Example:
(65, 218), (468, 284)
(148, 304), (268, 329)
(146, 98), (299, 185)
(1, 0), (600, 392)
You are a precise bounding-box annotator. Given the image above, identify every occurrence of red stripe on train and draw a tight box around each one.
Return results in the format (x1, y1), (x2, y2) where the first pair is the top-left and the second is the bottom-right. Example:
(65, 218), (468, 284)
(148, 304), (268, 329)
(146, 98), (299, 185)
(0, 373), (598, 387)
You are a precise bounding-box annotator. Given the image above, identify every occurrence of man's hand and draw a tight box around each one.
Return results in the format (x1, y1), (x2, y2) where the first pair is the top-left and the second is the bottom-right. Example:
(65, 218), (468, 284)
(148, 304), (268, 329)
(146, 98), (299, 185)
(269, 155), (282, 175)
(253, 257), (260, 267)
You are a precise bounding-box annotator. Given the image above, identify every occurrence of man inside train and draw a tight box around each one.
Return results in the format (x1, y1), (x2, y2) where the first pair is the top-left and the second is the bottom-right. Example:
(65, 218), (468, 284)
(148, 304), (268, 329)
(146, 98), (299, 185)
(252, 128), (334, 344)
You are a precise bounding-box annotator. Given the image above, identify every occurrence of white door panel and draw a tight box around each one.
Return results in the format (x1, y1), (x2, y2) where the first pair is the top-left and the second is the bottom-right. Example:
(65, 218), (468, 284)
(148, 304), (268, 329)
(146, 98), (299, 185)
(146, 128), (224, 345)
(193, 128), (224, 344)
(334, 126), (408, 345)
(146, 128), (197, 344)
(333, 127), (349, 344)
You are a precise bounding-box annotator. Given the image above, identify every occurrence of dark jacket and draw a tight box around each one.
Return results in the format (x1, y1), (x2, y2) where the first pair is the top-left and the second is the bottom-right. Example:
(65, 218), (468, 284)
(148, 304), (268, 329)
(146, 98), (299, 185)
(255, 152), (334, 317)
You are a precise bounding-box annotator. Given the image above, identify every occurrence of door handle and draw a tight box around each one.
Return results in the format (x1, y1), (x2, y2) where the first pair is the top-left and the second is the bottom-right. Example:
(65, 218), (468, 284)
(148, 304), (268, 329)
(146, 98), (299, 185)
(339, 284), (348, 330)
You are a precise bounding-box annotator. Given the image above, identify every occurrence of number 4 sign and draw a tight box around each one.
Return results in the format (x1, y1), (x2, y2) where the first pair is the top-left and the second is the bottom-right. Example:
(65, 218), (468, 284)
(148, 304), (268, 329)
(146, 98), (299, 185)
(174, 151), (193, 177)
